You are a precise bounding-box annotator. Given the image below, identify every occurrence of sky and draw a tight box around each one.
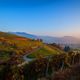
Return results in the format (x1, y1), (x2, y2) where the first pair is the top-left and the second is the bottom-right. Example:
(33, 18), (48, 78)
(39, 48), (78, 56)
(0, 0), (80, 37)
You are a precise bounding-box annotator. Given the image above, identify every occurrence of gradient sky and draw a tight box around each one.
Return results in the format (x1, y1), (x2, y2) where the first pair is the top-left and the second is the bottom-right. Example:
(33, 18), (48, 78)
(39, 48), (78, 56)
(0, 0), (80, 37)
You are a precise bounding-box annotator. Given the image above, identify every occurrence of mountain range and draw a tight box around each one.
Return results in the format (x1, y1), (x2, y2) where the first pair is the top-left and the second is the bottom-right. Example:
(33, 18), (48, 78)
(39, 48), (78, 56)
(9, 32), (80, 45)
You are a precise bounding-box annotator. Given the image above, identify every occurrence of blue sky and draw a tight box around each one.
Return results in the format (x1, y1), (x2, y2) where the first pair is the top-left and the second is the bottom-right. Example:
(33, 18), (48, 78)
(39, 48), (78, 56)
(0, 0), (80, 37)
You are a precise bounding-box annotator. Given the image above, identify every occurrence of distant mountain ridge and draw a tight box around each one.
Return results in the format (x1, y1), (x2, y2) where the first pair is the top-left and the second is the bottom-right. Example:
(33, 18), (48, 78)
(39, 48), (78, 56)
(10, 32), (80, 44)
(10, 32), (38, 39)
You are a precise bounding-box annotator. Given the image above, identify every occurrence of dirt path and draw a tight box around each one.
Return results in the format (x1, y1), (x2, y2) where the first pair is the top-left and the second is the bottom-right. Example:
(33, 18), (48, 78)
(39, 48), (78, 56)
(18, 47), (41, 67)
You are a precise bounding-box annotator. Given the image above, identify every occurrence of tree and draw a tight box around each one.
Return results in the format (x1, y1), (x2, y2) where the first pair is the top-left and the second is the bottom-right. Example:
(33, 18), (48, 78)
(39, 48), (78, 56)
(64, 46), (70, 52)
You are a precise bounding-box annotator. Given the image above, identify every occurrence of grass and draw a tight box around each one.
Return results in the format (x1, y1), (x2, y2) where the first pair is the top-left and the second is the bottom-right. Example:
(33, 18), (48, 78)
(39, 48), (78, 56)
(27, 45), (62, 58)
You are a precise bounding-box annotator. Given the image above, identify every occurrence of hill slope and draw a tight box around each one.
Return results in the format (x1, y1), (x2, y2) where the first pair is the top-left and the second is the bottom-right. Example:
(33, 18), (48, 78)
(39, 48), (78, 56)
(0, 32), (42, 62)
(27, 45), (63, 58)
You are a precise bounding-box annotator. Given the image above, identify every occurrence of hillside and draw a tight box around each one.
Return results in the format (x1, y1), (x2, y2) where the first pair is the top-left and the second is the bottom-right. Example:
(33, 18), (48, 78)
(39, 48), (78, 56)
(0, 31), (64, 62)
(27, 45), (63, 59)
(0, 32), (42, 62)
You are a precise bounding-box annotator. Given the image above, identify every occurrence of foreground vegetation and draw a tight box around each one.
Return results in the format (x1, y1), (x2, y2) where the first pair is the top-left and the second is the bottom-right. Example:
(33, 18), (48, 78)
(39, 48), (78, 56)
(1, 51), (80, 80)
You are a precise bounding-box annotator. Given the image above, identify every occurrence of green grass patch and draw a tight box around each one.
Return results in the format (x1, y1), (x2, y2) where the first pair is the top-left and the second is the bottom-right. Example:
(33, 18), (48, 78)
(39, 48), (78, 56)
(27, 45), (62, 58)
